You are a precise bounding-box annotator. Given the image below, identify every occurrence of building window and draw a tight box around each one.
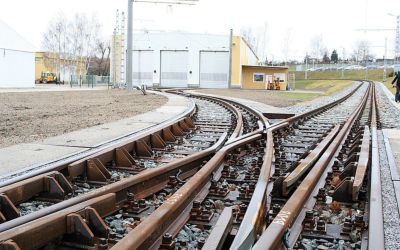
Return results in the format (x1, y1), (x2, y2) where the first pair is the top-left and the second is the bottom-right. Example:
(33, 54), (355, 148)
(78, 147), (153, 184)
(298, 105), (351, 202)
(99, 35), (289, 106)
(40, 58), (43, 63)
(253, 73), (264, 82)
(35, 57), (39, 63)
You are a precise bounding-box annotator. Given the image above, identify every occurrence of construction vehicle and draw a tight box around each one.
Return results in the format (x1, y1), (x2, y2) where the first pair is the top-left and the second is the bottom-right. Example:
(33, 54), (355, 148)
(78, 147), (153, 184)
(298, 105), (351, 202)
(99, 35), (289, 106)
(35, 72), (58, 84)
(267, 76), (280, 90)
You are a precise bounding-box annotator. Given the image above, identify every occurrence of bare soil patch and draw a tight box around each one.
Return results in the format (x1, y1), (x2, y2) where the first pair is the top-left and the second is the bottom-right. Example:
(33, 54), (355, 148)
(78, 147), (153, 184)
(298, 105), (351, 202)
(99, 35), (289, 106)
(195, 89), (308, 107)
(0, 90), (167, 148)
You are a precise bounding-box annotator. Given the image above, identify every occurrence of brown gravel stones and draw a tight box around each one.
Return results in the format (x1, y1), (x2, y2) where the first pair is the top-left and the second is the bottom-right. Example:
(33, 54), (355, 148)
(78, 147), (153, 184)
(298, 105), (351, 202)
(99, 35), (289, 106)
(0, 90), (167, 148)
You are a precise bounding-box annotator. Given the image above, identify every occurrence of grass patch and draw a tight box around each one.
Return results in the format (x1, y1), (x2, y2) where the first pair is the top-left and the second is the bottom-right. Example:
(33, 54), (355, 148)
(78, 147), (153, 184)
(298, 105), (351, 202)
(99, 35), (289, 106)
(273, 92), (320, 100)
(382, 81), (397, 95)
(293, 80), (353, 96)
(293, 68), (393, 82)
(305, 80), (353, 96)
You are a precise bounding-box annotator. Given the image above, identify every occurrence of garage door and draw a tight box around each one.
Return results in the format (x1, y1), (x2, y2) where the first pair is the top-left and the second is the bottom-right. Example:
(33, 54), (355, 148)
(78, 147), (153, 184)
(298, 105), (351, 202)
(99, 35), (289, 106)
(133, 50), (153, 86)
(161, 51), (188, 88)
(200, 51), (229, 89)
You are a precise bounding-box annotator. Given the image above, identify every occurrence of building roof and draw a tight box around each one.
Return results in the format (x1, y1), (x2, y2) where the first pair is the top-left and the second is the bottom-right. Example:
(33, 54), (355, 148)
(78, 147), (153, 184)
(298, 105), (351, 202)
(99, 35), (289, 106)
(243, 65), (289, 69)
(0, 19), (35, 53)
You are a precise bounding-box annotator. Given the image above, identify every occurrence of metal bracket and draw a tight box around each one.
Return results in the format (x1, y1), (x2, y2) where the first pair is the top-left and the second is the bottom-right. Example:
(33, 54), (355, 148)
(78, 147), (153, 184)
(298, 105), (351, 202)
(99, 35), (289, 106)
(86, 159), (111, 184)
(66, 207), (108, 246)
(0, 194), (20, 223)
(135, 140), (154, 158)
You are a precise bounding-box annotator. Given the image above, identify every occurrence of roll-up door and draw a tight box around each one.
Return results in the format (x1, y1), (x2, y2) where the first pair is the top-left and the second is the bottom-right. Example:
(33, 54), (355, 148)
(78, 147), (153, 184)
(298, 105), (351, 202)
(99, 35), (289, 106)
(200, 51), (229, 89)
(133, 50), (153, 87)
(160, 51), (188, 88)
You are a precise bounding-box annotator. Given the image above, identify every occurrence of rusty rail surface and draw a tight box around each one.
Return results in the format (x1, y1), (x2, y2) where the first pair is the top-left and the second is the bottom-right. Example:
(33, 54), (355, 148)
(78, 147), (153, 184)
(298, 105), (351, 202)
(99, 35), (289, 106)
(368, 82), (385, 249)
(0, 81), (384, 250)
(252, 82), (372, 250)
(112, 134), (263, 249)
(230, 82), (364, 250)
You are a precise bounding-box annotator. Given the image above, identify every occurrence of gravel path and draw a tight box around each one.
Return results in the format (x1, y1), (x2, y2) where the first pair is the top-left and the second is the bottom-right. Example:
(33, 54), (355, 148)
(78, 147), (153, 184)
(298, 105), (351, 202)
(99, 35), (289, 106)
(378, 130), (400, 249)
(0, 90), (167, 148)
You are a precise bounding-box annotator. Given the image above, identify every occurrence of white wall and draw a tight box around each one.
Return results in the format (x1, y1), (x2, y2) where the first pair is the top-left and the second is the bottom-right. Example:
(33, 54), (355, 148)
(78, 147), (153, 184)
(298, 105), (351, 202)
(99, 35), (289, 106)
(0, 19), (35, 88)
(130, 32), (229, 86)
(0, 49), (34, 88)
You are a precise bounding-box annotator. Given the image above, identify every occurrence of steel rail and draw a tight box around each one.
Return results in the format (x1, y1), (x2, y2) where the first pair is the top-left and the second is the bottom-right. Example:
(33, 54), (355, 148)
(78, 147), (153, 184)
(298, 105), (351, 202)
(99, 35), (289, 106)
(229, 123), (287, 250)
(252, 82), (371, 250)
(113, 134), (263, 250)
(0, 193), (117, 250)
(0, 130), (228, 234)
(0, 92), (245, 229)
(368, 82), (385, 249)
(230, 82), (364, 250)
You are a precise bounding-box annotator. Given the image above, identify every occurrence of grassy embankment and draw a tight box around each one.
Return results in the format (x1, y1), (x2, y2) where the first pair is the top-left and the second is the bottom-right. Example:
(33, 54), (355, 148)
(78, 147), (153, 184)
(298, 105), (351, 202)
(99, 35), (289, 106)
(273, 68), (396, 101)
(273, 80), (353, 101)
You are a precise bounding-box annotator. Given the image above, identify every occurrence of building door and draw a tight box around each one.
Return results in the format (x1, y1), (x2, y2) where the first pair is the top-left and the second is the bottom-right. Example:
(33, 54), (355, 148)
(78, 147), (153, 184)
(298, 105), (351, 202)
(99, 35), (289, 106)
(199, 51), (229, 89)
(265, 75), (272, 89)
(133, 50), (153, 87)
(160, 51), (188, 88)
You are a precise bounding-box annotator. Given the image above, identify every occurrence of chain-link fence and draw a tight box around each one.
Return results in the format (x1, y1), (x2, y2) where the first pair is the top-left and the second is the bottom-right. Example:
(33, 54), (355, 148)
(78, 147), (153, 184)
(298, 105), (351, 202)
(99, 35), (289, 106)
(70, 75), (112, 88)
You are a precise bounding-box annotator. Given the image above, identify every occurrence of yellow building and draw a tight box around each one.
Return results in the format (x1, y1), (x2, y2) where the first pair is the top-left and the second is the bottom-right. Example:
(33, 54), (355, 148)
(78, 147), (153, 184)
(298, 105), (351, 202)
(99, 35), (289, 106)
(230, 36), (288, 90)
(111, 32), (288, 90)
(35, 52), (86, 82)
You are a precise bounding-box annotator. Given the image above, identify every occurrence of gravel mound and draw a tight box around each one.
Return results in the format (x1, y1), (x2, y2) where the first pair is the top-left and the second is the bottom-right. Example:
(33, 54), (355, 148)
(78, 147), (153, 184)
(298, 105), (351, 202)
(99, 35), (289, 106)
(0, 90), (167, 148)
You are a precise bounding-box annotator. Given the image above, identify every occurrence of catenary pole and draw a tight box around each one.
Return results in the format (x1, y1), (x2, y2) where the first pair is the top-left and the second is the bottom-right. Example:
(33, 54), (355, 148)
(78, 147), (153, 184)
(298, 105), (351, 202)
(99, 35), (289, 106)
(228, 29), (233, 89)
(126, 0), (133, 92)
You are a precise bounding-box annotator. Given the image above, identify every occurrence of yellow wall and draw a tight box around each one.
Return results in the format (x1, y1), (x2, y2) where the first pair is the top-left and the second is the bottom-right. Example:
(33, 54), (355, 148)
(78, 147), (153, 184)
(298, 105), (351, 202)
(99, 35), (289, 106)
(35, 52), (86, 80)
(242, 67), (288, 90)
(230, 36), (259, 87)
(231, 36), (242, 86)
(110, 35), (123, 82)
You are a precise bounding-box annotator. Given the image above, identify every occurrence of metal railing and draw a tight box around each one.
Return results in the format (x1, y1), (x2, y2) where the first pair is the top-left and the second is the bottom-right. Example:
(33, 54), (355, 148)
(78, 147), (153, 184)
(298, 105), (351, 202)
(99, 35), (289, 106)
(70, 75), (111, 88)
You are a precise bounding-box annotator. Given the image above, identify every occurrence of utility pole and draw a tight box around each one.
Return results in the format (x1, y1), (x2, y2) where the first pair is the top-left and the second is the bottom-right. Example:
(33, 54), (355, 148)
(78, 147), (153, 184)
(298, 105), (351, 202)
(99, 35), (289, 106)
(389, 13), (400, 73)
(228, 29), (233, 89)
(125, 0), (198, 92)
(384, 37), (387, 82)
(342, 48), (345, 80)
(305, 53), (308, 80)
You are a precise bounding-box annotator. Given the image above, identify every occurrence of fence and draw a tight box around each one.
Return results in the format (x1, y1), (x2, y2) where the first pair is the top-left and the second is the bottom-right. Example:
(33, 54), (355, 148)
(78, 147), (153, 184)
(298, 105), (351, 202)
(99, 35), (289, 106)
(293, 61), (400, 72)
(70, 75), (111, 88)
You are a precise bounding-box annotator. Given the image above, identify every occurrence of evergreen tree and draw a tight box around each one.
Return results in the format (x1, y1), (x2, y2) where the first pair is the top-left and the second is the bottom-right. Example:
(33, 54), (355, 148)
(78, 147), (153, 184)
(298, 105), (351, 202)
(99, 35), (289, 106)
(331, 49), (338, 63)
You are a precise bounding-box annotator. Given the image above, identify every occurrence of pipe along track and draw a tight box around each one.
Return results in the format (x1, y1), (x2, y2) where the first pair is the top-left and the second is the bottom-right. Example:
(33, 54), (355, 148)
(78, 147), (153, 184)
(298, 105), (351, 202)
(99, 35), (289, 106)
(0, 82), (383, 250)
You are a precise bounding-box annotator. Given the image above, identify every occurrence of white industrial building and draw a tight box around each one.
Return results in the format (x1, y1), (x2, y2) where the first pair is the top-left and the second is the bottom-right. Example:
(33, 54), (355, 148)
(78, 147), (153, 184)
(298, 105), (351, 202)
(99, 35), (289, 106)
(0, 19), (35, 88)
(111, 31), (259, 89)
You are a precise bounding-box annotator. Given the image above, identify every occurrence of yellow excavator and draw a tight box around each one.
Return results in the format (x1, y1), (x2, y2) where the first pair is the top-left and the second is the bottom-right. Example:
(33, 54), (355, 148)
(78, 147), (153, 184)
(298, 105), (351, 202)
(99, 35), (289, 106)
(35, 72), (58, 84)
(267, 76), (281, 90)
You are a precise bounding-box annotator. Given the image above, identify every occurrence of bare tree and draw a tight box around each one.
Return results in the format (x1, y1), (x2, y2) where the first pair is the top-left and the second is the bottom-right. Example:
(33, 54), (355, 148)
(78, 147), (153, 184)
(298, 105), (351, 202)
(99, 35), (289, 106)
(239, 22), (270, 63)
(41, 11), (68, 80)
(281, 28), (294, 65)
(308, 34), (325, 62)
(352, 40), (374, 63)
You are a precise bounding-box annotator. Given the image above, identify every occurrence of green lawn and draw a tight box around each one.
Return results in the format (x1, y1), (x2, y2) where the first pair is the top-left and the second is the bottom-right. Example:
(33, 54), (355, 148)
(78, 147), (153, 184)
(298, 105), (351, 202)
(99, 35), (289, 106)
(293, 68), (394, 82)
(273, 92), (320, 100)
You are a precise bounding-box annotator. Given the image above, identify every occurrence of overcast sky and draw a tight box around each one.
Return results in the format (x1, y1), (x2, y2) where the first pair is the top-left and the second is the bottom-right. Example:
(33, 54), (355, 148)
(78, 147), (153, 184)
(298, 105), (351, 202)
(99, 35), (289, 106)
(1, 0), (400, 61)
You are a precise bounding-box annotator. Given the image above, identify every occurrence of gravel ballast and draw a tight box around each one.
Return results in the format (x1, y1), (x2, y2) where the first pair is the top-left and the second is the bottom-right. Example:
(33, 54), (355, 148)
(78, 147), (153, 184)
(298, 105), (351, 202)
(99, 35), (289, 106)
(0, 90), (167, 148)
(378, 130), (400, 249)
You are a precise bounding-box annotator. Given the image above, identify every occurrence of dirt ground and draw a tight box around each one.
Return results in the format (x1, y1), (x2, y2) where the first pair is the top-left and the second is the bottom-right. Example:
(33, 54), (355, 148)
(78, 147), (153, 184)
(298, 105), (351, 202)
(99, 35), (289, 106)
(0, 90), (167, 148)
(195, 89), (322, 107)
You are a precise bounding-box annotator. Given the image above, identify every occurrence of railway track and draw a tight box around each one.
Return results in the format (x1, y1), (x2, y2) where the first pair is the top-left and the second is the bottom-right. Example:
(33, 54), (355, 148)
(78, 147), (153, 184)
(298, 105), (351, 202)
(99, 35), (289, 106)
(0, 81), (387, 250)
